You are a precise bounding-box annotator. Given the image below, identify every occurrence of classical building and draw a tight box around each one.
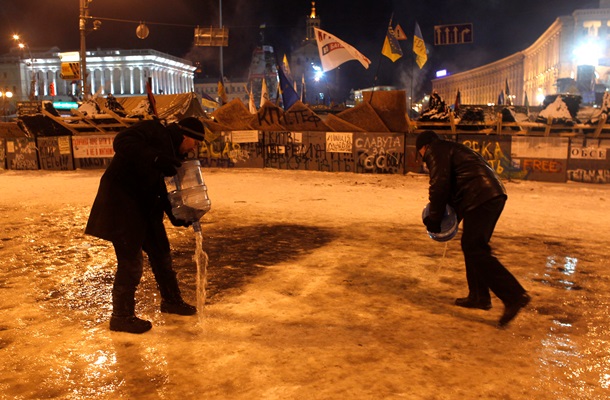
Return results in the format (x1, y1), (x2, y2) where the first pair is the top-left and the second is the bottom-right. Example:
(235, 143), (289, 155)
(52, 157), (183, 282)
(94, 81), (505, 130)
(432, 0), (610, 106)
(0, 47), (196, 102)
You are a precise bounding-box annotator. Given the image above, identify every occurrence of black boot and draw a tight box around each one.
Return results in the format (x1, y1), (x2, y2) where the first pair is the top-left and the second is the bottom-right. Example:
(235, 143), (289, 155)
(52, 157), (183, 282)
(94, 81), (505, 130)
(110, 286), (152, 334)
(455, 296), (492, 310)
(498, 293), (531, 328)
(161, 300), (197, 316)
(110, 315), (152, 334)
(154, 267), (197, 316)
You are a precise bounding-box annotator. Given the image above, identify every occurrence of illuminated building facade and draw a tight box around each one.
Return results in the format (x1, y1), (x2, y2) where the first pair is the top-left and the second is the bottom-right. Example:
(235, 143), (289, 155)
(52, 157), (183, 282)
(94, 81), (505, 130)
(290, 2), (323, 104)
(432, 0), (610, 106)
(0, 48), (195, 102)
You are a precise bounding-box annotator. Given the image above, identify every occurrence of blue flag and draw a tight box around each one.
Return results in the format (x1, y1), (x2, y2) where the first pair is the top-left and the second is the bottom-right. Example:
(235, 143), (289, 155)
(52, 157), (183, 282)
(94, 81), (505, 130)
(498, 91), (505, 106)
(382, 25), (403, 62)
(277, 66), (299, 110)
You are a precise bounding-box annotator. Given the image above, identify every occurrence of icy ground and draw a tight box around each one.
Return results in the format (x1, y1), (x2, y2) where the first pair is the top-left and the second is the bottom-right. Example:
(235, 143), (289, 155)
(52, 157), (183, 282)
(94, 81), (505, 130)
(1, 168), (609, 399)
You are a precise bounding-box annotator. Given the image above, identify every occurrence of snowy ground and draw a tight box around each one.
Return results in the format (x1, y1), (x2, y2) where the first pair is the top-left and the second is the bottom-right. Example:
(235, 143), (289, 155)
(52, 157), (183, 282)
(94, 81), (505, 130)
(1, 168), (609, 399)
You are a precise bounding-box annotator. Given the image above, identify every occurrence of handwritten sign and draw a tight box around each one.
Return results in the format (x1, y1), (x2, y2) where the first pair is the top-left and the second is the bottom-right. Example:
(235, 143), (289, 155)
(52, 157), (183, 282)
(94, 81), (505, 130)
(72, 135), (115, 158)
(326, 132), (353, 153)
(37, 136), (74, 170)
(230, 130), (259, 143)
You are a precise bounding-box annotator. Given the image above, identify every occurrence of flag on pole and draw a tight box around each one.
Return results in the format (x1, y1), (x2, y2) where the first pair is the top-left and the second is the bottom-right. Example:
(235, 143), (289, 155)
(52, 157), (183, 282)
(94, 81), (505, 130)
(314, 27), (371, 72)
(301, 73), (306, 102)
(413, 22), (427, 69)
(454, 89), (461, 112)
(394, 24), (407, 40)
(382, 24), (403, 62)
(201, 91), (219, 109)
(146, 77), (157, 116)
(247, 84), (257, 113)
(278, 65), (299, 110)
(260, 78), (269, 107)
(282, 54), (292, 79)
(498, 90), (505, 105)
(217, 78), (228, 105)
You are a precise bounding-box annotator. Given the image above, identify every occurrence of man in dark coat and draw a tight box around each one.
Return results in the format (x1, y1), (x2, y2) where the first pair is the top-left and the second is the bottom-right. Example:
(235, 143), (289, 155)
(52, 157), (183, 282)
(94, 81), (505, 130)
(416, 130), (530, 328)
(85, 117), (206, 334)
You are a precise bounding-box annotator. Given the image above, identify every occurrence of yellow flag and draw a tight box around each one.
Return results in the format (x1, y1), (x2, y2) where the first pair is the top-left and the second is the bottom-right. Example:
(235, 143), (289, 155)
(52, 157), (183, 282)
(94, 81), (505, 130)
(413, 22), (427, 69)
(217, 79), (228, 105)
(382, 25), (403, 62)
(260, 78), (269, 107)
(282, 54), (292, 78)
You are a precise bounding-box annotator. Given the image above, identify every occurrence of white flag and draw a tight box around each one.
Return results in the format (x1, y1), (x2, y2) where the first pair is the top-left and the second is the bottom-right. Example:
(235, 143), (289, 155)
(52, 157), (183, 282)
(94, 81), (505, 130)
(314, 27), (371, 72)
(247, 84), (257, 113)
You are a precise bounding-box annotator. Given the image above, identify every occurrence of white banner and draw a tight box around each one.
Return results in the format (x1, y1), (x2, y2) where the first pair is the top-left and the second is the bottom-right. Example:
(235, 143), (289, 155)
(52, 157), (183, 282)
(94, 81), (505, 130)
(314, 28), (371, 72)
(72, 135), (115, 158)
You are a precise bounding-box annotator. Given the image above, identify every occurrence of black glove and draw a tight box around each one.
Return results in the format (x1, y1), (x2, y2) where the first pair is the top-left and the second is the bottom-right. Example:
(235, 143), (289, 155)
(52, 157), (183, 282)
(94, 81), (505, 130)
(423, 216), (442, 233)
(153, 154), (181, 177)
(168, 213), (192, 227)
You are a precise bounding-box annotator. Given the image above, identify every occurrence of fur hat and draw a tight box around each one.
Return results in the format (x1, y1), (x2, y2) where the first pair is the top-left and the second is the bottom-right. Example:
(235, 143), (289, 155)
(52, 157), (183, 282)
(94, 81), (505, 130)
(416, 130), (440, 151)
(177, 117), (206, 141)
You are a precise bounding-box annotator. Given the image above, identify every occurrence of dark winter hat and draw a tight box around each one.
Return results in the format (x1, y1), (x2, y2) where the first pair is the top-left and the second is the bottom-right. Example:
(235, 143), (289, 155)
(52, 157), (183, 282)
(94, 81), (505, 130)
(416, 130), (441, 151)
(177, 117), (206, 141)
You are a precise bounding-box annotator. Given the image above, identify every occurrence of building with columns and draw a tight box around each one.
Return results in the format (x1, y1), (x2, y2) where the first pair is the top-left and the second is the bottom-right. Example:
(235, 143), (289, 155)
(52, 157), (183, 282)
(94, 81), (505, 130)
(0, 47), (196, 102)
(432, 0), (610, 107)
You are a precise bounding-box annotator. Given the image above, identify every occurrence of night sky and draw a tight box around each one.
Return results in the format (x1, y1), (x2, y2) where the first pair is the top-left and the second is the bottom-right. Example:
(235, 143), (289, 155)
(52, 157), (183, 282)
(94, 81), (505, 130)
(0, 0), (599, 100)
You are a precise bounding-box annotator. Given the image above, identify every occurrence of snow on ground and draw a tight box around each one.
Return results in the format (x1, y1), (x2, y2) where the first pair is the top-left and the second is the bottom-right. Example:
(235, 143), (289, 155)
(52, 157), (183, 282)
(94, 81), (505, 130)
(1, 168), (609, 399)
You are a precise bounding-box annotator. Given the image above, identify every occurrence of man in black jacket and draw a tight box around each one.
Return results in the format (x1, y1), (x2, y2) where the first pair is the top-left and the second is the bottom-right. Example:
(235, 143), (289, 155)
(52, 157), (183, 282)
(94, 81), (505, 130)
(417, 130), (530, 328)
(85, 117), (206, 334)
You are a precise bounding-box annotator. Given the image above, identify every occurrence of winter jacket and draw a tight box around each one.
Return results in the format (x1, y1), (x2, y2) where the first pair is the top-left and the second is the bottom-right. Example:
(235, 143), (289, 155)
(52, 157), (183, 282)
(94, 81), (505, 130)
(423, 139), (507, 222)
(85, 119), (184, 244)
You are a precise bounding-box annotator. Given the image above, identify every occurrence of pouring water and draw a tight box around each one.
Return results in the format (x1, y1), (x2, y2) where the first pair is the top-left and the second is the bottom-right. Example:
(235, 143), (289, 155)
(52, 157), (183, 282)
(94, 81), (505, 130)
(165, 160), (211, 320)
(193, 223), (208, 324)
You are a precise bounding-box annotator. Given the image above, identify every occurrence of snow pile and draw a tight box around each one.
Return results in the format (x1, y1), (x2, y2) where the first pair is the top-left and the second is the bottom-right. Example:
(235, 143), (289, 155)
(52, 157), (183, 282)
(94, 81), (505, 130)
(126, 99), (154, 118)
(418, 92), (451, 122)
(536, 95), (576, 125)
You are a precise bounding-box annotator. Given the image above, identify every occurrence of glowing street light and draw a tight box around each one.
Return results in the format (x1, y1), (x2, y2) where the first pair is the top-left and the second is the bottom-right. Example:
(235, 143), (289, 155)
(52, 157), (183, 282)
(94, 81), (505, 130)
(12, 34), (36, 100)
(0, 90), (13, 121)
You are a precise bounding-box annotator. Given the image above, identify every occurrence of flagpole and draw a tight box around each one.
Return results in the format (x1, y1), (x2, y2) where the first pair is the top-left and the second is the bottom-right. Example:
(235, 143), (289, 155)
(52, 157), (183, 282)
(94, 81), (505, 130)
(370, 13), (394, 104)
(410, 63), (414, 115)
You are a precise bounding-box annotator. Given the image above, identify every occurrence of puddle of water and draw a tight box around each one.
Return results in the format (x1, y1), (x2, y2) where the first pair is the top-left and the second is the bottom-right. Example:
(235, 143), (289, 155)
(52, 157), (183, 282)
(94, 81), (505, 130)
(537, 255), (582, 290)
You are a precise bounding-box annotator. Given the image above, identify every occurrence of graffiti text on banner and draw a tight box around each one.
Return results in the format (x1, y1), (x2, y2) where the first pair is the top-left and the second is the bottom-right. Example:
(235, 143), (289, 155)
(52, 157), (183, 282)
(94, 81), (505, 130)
(354, 135), (403, 173)
(567, 169), (610, 184)
(460, 137), (529, 179)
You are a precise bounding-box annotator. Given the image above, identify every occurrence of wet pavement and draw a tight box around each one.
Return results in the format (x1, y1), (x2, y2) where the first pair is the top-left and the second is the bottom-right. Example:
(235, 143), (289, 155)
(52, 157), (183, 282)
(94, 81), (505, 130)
(1, 169), (610, 399)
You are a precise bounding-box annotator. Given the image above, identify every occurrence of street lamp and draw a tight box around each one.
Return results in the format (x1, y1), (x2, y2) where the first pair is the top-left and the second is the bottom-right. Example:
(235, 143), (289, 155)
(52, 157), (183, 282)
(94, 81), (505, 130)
(79, 0), (101, 100)
(12, 34), (36, 100)
(0, 91), (13, 121)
